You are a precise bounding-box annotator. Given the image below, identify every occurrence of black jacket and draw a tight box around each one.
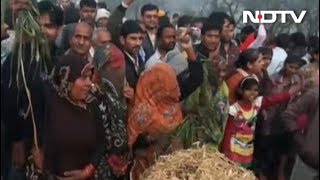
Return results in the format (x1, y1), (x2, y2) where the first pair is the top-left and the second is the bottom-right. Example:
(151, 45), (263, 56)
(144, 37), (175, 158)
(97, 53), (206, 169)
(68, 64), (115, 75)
(142, 34), (156, 61)
(177, 58), (204, 100)
(1, 44), (54, 146)
(124, 53), (144, 89)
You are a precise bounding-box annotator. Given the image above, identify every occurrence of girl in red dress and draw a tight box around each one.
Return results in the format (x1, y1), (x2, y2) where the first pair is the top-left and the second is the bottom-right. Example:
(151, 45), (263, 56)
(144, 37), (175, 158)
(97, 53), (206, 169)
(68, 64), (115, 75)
(220, 76), (301, 168)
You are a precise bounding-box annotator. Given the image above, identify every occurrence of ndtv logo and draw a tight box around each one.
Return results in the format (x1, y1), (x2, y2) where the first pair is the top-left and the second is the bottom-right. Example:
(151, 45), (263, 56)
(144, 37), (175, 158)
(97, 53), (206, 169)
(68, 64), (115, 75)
(243, 10), (307, 24)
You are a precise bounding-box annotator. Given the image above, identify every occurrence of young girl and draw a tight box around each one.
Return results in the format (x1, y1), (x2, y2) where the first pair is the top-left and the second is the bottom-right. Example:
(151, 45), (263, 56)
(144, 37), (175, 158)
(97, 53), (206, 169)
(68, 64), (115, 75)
(220, 76), (301, 168)
(227, 48), (265, 104)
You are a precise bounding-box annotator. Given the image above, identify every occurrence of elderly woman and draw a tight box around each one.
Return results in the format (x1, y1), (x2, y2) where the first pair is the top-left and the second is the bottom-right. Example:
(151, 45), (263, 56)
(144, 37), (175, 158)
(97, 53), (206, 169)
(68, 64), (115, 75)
(127, 63), (184, 180)
(37, 54), (128, 180)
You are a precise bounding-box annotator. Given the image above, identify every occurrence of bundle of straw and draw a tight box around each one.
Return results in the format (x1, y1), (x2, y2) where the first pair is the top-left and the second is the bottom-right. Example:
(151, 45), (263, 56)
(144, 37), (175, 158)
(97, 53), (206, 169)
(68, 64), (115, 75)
(141, 146), (257, 180)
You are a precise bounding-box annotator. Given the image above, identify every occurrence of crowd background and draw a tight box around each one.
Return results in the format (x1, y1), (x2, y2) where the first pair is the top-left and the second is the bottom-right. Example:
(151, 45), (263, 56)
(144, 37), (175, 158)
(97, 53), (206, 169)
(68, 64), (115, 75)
(1, 0), (319, 180)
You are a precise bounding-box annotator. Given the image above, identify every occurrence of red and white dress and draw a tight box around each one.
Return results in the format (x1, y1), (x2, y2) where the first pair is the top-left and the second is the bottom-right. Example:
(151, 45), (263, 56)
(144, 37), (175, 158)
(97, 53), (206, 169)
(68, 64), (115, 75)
(220, 92), (291, 167)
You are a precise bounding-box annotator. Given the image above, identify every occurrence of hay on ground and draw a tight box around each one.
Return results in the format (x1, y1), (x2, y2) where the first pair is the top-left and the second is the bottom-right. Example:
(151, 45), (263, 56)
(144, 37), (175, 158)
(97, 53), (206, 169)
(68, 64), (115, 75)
(141, 145), (257, 180)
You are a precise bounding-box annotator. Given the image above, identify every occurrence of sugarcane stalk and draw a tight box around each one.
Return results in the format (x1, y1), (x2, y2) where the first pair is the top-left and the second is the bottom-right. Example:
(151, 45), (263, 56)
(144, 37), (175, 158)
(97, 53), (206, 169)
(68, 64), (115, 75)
(20, 56), (39, 150)
(7, 0), (51, 151)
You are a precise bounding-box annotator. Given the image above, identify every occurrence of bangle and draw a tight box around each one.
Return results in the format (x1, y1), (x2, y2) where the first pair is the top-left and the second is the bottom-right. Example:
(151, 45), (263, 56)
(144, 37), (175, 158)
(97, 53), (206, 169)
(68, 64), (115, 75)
(84, 164), (95, 177)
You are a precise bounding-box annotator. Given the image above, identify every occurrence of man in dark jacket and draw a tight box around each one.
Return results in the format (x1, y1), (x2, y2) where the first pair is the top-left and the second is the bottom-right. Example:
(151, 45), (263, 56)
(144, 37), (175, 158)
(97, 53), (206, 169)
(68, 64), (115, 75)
(140, 4), (159, 61)
(120, 20), (145, 90)
(282, 69), (319, 180)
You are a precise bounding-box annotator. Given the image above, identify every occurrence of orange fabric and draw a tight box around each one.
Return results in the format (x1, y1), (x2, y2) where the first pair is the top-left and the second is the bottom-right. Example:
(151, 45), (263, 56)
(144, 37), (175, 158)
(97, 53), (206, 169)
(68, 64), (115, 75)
(226, 72), (246, 104)
(158, 10), (166, 17)
(127, 63), (183, 147)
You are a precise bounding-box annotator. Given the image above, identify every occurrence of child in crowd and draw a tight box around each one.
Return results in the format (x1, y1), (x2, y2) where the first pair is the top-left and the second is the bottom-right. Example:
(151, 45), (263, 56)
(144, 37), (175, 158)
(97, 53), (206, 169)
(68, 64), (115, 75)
(227, 48), (265, 104)
(220, 76), (301, 168)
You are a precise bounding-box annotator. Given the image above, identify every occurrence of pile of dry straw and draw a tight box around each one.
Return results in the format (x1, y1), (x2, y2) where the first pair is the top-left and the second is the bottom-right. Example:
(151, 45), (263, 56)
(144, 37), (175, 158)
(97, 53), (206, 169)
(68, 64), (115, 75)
(141, 145), (257, 180)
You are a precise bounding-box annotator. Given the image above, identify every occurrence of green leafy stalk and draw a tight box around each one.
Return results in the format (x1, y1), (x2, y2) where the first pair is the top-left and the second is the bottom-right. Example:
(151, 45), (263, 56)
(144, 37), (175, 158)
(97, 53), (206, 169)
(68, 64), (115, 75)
(9, 0), (51, 150)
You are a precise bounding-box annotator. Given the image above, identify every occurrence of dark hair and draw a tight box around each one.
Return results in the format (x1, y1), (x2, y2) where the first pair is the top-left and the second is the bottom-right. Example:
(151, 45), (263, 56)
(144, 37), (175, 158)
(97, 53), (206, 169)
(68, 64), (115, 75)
(276, 33), (290, 49)
(120, 20), (144, 38)
(191, 17), (206, 29)
(173, 13), (179, 18)
(158, 15), (171, 27)
(258, 47), (273, 57)
(229, 17), (236, 26)
(239, 76), (259, 90)
(241, 25), (255, 36)
(236, 77), (259, 100)
(208, 12), (230, 29)
(63, 6), (80, 24)
(240, 25), (255, 43)
(192, 17), (205, 24)
(157, 24), (175, 39)
(177, 15), (192, 28)
(201, 21), (221, 35)
(80, 0), (97, 9)
(289, 32), (307, 47)
(38, 0), (64, 27)
(97, 2), (107, 9)
(307, 35), (319, 52)
(140, 4), (159, 16)
(278, 54), (305, 74)
(284, 54), (305, 65)
(235, 49), (260, 69)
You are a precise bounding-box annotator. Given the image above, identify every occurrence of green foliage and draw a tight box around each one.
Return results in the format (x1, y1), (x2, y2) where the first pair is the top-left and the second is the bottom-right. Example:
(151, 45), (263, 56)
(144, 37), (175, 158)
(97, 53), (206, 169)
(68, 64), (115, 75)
(173, 60), (226, 149)
(7, 0), (51, 149)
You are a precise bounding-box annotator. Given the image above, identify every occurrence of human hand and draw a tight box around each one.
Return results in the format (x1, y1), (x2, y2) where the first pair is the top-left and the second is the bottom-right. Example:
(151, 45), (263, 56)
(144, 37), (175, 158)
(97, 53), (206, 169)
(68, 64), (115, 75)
(31, 147), (44, 171)
(107, 155), (131, 176)
(177, 28), (193, 51)
(123, 85), (134, 100)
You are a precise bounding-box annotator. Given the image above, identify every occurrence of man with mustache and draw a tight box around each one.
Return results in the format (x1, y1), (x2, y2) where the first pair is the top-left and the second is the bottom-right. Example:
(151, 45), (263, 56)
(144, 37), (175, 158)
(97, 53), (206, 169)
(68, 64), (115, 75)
(145, 24), (204, 100)
(120, 20), (145, 91)
(65, 22), (94, 62)
(140, 4), (159, 61)
(145, 24), (176, 68)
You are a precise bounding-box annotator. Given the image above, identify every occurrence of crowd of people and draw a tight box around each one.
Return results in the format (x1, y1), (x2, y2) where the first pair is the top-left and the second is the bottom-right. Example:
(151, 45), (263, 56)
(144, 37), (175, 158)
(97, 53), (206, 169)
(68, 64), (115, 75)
(1, 0), (319, 180)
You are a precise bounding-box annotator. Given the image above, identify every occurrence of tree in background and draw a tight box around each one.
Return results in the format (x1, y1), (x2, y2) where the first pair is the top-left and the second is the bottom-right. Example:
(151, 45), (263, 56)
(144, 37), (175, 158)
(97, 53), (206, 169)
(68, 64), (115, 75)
(100, 0), (318, 36)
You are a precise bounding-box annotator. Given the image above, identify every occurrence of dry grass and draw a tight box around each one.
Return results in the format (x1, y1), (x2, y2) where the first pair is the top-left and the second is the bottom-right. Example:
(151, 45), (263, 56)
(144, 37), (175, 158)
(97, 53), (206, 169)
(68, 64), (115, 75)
(141, 145), (257, 180)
